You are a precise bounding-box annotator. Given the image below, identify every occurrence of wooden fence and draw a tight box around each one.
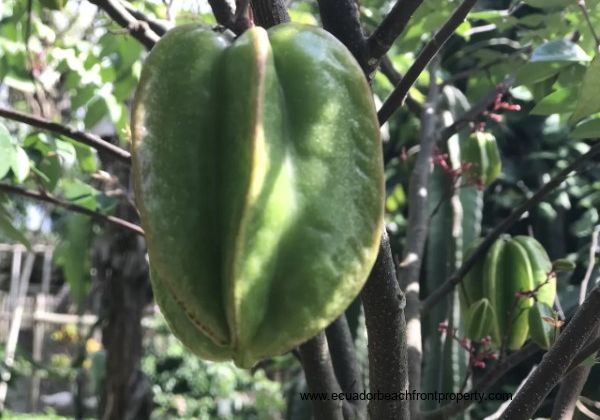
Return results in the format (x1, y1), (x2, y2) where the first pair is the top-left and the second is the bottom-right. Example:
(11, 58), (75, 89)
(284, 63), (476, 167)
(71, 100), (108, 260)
(0, 243), (98, 411)
(0, 242), (158, 413)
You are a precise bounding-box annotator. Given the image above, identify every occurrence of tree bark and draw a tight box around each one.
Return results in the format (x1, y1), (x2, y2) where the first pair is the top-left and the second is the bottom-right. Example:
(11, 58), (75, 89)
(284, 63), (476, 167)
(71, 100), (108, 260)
(95, 162), (152, 420)
(361, 230), (410, 419)
(250, 0), (289, 28)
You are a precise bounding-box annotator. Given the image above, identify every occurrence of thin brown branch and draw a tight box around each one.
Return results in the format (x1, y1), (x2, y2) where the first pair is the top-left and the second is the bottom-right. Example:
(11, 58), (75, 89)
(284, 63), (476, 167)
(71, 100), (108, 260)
(438, 76), (515, 145)
(325, 315), (367, 419)
(551, 227), (600, 419)
(368, 0), (424, 67)
(577, 0), (600, 48)
(377, 0), (478, 124)
(501, 286), (600, 420)
(88, 0), (160, 50)
(0, 183), (144, 236)
(422, 342), (540, 419)
(0, 106), (131, 164)
(422, 140), (600, 314)
(397, 60), (439, 419)
(317, 0), (370, 72)
(361, 230), (410, 419)
(379, 56), (423, 117)
(298, 332), (344, 420)
(579, 225), (600, 304)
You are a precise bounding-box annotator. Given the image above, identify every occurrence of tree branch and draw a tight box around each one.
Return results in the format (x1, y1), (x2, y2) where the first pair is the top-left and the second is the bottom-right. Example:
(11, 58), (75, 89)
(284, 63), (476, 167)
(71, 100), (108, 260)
(250, 0), (290, 28)
(422, 140), (600, 314)
(298, 332), (344, 420)
(88, 0), (160, 50)
(438, 76), (515, 146)
(120, 0), (168, 35)
(501, 286), (600, 420)
(422, 342), (540, 419)
(579, 225), (599, 304)
(577, 0), (600, 49)
(397, 61), (439, 419)
(317, 0), (370, 72)
(379, 55), (423, 118)
(566, 335), (600, 374)
(302, 6), (410, 419)
(0, 183), (144, 236)
(551, 226), (600, 419)
(0, 106), (131, 164)
(325, 315), (367, 419)
(209, 0), (235, 29)
(361, 230), (410, 419)
(367, 0), (424, 68)
(377, 0), (478, 124)
(551, 365), (594, 420)
(424, 302), (600, 420)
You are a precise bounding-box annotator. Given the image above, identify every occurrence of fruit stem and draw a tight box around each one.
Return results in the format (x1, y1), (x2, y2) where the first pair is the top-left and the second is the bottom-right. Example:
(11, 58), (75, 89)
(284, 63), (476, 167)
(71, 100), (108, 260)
(232, 0), (254, 34)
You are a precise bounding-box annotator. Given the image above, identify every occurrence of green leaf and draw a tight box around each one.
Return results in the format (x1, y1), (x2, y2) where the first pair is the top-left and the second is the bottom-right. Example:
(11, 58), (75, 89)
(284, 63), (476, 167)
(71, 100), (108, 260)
(528, 302), (557, 350)
(581, 354), (600, 368)
(551, 258), (576, 272)
(99, 33), (143, 71)
(518, 14), (549, 28)
(54, 214), (92, 307)
(10, 146), (30, 182)
(530, 87), (579, 115)
(569, 55), (600, 124)
(509, 86), (533, 101)
(99, 65), (116, 84)
(557, 63), (588, 87)
(39, 0), (67, 10)
(570, 208), (599, 237)
(515, 62), (567, 86)
(61, 179), (98, 209)
(530, 40), (590, 63)
(0, 124), (14, 179)
(70, 85), (96, 109)
(72, 142), (98, 173)
(22, 133), (63, 190)
(29, 164), (50, 183)
(385, 184), (406, 212)
(37, 155), (62, 191)
(524, 0), (567, 9)
(102, 91), (123, 123)
(84, 96), (109, 129)
(289, 9), (319, 25)
(55, 139), (77, 169)
(4, 73), (36, 93)
(0, 204), (31, 249)
(571, 119), (600, 139)
(530, 77), (558, 102)
(113, 73), (138, 101)
(469, 10), (509, 21)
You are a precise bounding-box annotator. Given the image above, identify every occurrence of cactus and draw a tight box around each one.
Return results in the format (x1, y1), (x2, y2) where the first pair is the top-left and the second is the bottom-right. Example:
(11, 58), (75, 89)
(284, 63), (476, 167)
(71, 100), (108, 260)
(422, 86), (476, 411)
